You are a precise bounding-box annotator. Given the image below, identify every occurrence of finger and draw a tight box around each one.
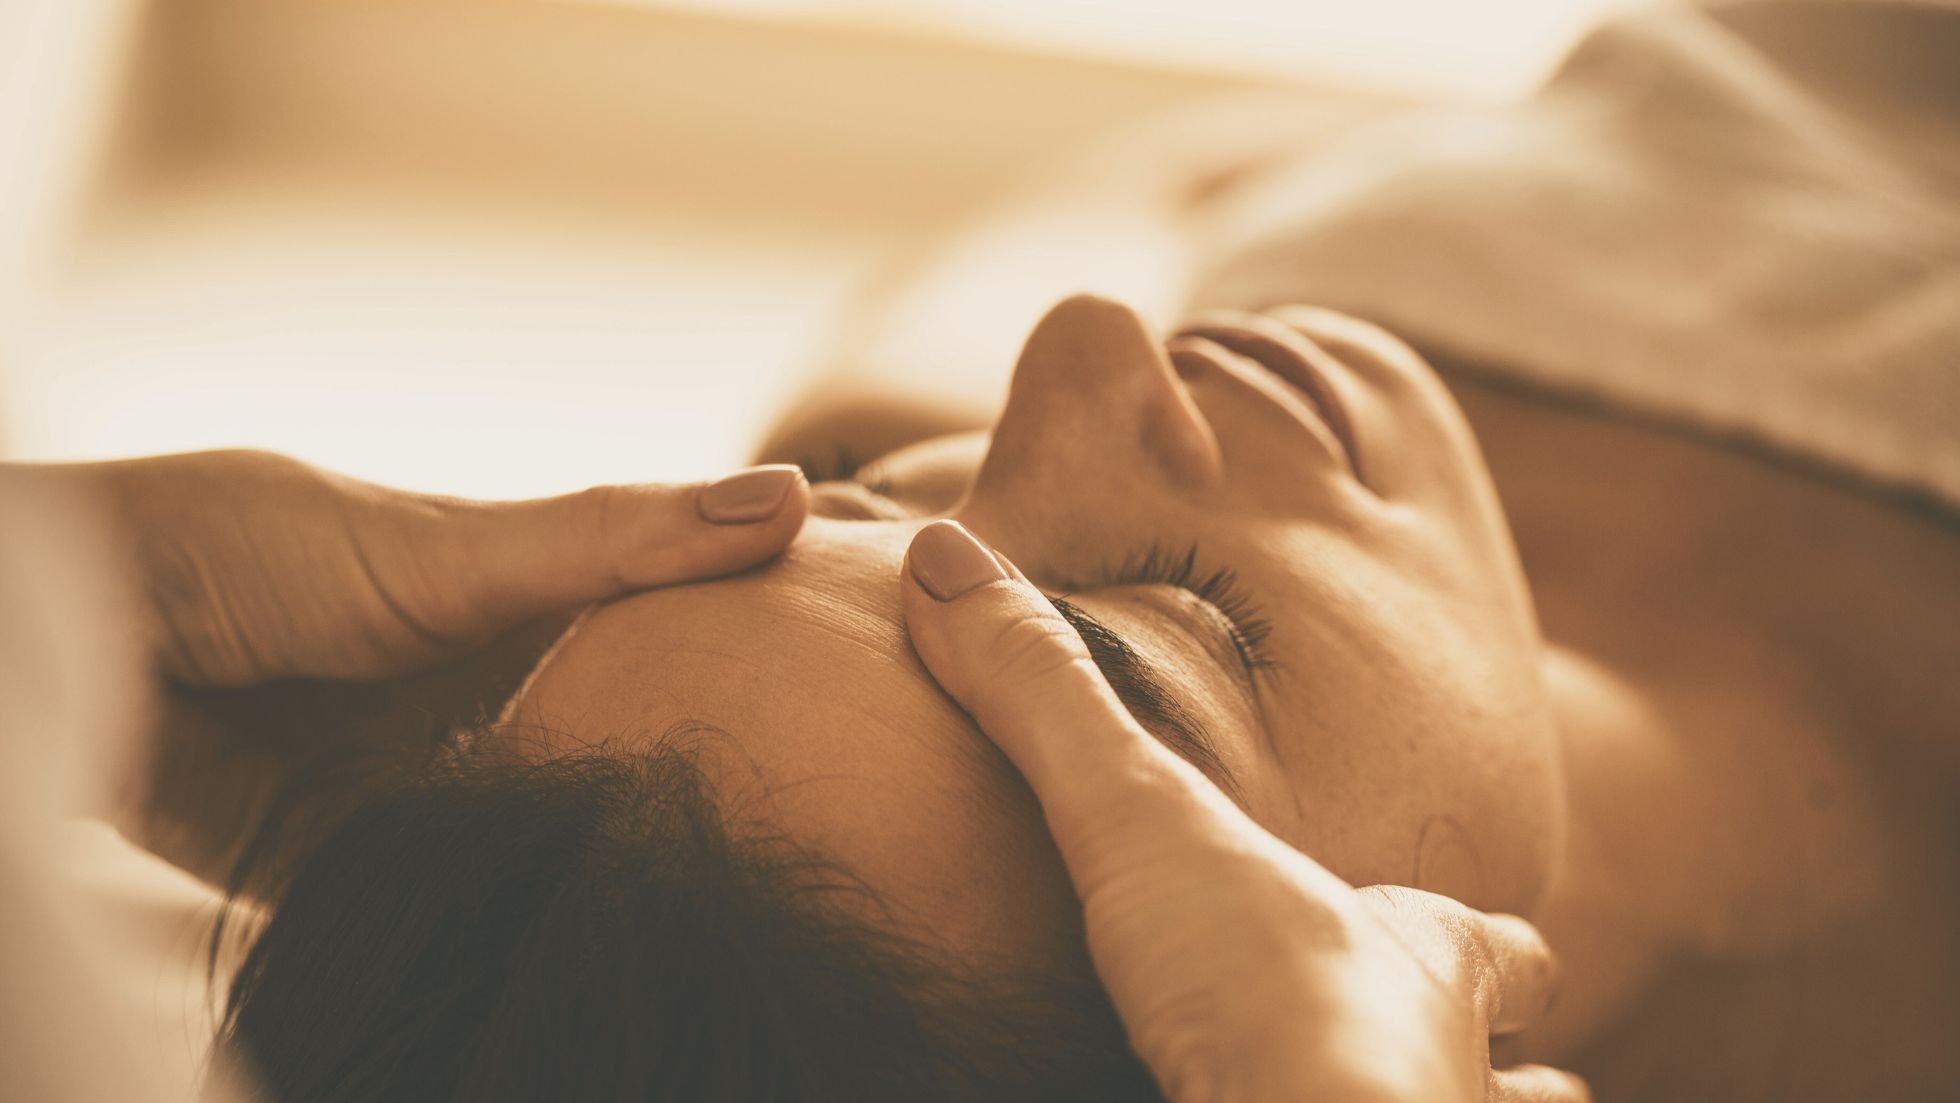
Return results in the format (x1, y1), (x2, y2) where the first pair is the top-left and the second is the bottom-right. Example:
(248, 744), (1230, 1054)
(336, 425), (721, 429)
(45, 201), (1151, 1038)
(1490, 1064), (1592, 1103)
(420, 465), (810, 638)
(1354, 886), (1558, 1035)
(1478, 912), (1560, 1036)
(899, 519), (1248, 868)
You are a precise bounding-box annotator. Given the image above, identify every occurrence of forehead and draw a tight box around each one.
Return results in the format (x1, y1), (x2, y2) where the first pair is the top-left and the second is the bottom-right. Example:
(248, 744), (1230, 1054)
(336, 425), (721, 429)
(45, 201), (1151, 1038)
(507, 520), (1082, 969)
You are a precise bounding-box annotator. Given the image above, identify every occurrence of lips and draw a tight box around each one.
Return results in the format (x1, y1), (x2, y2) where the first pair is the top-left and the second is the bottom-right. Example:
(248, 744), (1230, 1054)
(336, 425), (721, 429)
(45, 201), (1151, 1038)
(1173, 320), (1363, 479)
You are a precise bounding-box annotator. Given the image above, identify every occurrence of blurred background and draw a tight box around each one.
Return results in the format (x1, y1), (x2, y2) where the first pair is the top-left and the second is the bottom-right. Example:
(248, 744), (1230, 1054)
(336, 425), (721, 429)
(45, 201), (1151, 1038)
(0, 0), (1629, 498)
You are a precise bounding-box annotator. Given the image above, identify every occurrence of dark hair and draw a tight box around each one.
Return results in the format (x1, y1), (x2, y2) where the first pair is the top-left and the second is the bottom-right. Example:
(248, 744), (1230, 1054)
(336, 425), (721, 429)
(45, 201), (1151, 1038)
(209, 729), (1161, 1103)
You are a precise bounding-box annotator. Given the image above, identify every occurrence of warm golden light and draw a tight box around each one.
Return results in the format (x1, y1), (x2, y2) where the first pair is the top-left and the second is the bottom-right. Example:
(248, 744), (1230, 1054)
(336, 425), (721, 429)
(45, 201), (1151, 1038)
(1, 0), (1618, 493)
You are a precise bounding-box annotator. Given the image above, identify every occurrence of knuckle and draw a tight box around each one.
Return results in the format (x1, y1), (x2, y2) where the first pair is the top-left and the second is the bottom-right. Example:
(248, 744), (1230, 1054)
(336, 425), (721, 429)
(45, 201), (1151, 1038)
(950, 603), (1117, 727)
(1364, 883), (1471, 943)
(1355, 882), (1419, 912)
(1360, 883), (1489, 992)
(973, 605), (1092, 685)
(563, 484), (634, 588)
(959, 609), (1101, 719)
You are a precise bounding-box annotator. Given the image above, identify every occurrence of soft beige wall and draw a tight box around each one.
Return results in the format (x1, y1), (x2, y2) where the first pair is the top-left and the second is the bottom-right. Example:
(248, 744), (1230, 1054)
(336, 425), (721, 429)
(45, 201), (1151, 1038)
(12, 1), (1318, 494)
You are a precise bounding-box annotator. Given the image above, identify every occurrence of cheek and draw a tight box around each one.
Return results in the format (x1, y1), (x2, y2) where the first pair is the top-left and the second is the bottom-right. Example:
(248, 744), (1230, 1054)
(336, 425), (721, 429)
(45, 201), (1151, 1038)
(1412, 813), (1493, 903)
(1290, 713), (1559, 916)
(1265, 589), (1560, 915)
(1394, 716), (1560, 916)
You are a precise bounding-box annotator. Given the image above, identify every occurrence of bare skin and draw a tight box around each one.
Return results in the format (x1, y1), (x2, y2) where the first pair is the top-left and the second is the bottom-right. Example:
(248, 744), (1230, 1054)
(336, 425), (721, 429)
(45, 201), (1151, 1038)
(91, 93), (1947, 1102)
(758, 317), (1960, 1102)
(1449, 373), (1960, 1099)
(743, 100), (1960, 1098)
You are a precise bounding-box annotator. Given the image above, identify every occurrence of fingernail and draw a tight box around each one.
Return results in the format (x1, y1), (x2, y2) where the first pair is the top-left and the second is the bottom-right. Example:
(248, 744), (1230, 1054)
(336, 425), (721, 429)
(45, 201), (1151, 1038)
(698, 465), (802, 524)
(910, 520), (1008, 601)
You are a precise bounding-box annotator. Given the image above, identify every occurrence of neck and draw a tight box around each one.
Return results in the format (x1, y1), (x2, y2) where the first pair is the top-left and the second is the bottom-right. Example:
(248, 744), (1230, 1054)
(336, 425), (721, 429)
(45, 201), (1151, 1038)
(1525, 639), (1861, 1049)
(1520, 645), (1710, 1058)
(1524, 630), (1946, 1084)
(1487, 467), (1930, 1069)
(1442, 373), (1960, 1088)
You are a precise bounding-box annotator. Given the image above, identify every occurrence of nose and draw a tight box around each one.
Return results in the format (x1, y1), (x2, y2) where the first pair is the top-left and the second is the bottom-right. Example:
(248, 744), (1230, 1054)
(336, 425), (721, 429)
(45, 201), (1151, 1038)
(977, 294), (1222, 498)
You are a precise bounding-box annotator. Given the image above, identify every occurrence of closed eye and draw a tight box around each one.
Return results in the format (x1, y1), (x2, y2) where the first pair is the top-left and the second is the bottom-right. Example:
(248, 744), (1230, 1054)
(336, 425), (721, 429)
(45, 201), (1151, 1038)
(1049, 596), (1247, 808)
(1099, 544), (1275, 683)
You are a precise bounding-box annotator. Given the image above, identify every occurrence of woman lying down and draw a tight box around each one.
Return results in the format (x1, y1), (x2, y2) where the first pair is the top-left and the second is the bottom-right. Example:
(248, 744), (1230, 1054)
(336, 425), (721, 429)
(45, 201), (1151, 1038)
(110, 3), (1960, 1101)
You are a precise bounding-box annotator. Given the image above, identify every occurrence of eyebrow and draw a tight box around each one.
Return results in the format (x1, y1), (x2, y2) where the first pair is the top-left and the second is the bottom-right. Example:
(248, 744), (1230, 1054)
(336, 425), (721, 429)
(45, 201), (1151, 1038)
(1049, 597), (1248, 808)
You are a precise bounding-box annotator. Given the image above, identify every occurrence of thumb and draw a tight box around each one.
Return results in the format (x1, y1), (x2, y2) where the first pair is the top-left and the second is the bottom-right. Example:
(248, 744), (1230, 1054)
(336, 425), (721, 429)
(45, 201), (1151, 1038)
(902, 520), (1386, 1102)
(899, 519), (1248, 883)
(403, 465), (810, 643)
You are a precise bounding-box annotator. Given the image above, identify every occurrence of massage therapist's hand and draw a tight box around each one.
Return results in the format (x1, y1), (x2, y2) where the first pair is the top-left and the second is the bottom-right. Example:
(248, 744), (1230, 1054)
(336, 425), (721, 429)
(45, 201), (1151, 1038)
(901, 520), (1587, 1103)
(83, 449), (808, 686)
(42, 449), (807, 885)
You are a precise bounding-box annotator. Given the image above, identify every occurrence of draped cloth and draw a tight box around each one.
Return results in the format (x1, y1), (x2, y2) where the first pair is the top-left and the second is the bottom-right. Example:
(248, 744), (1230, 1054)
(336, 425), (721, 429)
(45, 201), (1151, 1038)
(1193, 1), (1960, 516)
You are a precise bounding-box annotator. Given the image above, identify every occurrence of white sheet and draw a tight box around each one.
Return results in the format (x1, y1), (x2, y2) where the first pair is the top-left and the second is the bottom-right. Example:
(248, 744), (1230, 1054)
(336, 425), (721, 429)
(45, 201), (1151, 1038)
(1194, 0), (1960, 516)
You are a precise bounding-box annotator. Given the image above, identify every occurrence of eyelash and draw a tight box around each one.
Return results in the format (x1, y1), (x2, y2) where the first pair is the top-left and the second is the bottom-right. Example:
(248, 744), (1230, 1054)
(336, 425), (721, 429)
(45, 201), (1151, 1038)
(795, 446), (895, 498)
(1099, 544), (1277, 678)
(795, 454), (1274, 675)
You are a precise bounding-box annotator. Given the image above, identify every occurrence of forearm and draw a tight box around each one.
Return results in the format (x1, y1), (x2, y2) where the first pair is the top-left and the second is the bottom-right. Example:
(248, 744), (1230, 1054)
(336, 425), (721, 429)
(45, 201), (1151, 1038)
(47, 446), (808, 897)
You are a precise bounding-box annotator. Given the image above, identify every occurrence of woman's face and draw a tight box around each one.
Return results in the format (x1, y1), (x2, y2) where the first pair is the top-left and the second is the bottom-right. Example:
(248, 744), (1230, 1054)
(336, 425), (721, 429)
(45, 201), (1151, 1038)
(508, 296), (1563, 975)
